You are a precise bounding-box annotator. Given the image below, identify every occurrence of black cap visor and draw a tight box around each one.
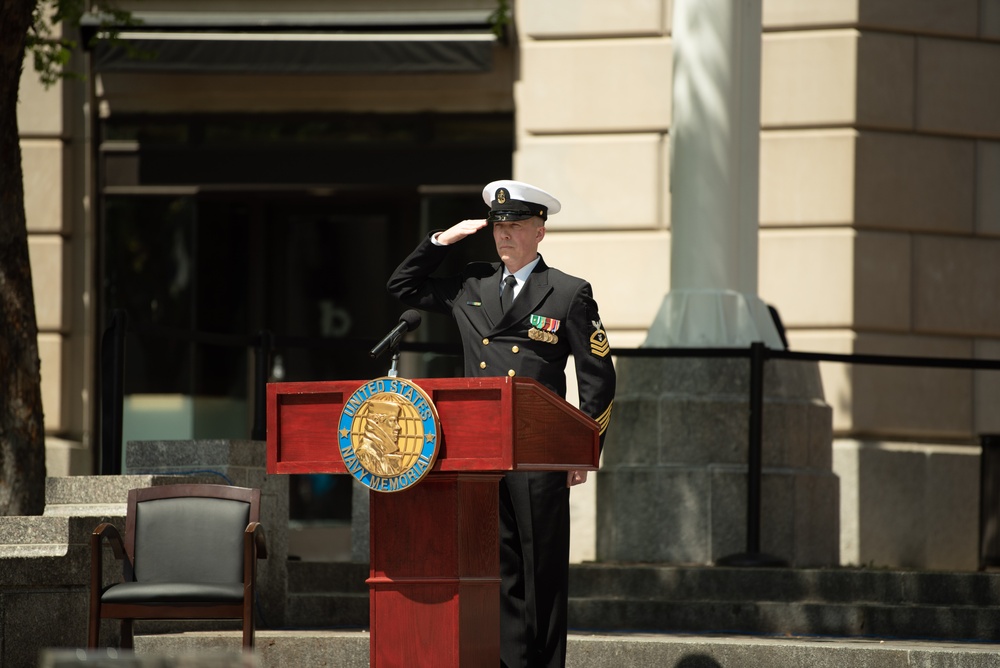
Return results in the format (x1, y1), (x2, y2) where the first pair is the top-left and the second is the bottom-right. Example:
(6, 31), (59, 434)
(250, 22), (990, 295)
(488, 210), (538, 223)
(488, 197), (547, 223)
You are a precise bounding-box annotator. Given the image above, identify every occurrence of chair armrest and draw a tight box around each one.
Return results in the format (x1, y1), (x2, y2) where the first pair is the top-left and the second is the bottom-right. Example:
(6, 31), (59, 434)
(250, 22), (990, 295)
(91, 522), (128, 597)
(92, 523), (125, 560)
(246, 522), (267, 560)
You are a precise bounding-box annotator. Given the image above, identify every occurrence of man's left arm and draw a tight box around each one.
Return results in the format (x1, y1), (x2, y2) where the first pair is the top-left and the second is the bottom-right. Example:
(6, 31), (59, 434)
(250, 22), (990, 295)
(565, 282), (617, 485)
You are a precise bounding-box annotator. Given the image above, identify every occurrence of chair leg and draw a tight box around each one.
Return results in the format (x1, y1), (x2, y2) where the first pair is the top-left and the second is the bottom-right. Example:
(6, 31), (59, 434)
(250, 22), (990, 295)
(243, 606), (255, 649)
(242, 625), (254, 650)
(87, 613), (100, 649)
(120, 619), (134, 649)
(88, 576), (101, 648)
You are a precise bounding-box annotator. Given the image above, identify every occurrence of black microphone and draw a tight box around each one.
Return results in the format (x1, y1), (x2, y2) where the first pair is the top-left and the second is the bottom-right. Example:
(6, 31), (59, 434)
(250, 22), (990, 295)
(370, 310), (422, 359)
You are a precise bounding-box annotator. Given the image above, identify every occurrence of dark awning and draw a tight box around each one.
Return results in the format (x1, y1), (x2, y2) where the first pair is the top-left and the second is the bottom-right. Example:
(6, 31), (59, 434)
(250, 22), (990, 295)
(82, 11), (499, 74)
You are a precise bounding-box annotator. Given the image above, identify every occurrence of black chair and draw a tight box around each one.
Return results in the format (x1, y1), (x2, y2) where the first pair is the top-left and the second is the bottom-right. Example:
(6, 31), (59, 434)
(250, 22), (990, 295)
(88, 484), (267, 649)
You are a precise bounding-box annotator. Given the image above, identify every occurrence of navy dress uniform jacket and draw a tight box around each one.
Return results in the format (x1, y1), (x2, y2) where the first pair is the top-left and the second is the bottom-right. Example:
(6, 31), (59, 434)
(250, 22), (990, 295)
(388, 234), (616, 668)
(387, 234), (615, 435)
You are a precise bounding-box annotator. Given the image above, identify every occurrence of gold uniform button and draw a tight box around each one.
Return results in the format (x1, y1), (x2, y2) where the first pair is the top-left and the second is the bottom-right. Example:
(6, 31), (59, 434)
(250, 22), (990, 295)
(480, 361), (487, 369)
(507, 369), (516, 377)
(482, 338), (490, 345)
(512, 346), (519, 354)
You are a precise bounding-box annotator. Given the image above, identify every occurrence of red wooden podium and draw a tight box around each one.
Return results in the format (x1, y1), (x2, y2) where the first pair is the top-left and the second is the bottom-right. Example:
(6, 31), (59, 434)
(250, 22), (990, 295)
(267, 376), (600, 667)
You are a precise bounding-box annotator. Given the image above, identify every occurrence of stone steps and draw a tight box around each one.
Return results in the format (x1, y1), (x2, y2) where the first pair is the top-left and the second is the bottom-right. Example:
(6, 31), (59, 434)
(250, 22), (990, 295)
(284, 591), (371, 629)
(131, 629), (1000, 668)
(570, 598), (1000, 641)
(285, 560), (369, 628)
(0, 516), (73, 558)
(282, 560), (1000, 643)
(569, 562), (1000, 605)
(0, 516), (113, 556)
(567, 563), (1000, 641)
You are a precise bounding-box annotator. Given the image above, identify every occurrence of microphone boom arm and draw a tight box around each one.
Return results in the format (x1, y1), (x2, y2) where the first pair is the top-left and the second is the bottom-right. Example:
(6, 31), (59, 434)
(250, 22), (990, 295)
(370, 310), (422, 363)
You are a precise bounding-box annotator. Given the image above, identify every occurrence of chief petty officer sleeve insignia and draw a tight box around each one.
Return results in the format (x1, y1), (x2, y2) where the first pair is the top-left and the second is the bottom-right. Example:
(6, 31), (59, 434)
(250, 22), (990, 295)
(590, 319), (610, 357)
(529, 314), (560, 344)
(594, 401), (613, 436)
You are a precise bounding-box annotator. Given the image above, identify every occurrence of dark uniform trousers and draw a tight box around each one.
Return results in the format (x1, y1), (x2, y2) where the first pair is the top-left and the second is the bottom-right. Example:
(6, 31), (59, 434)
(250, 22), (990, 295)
(388, 235), (616, 668)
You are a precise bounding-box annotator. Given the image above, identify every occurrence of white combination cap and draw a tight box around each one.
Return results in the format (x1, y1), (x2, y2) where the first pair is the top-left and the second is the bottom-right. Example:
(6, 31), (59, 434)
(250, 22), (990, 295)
(482, 180), (561, 222)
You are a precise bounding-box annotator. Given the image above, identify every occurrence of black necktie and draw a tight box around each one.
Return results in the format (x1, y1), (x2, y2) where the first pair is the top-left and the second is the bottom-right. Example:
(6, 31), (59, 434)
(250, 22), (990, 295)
(500, 274), (517, 313)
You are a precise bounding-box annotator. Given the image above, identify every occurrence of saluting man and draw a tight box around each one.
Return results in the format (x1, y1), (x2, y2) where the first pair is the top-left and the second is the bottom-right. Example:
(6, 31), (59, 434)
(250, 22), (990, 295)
(388, 179), (616, 668)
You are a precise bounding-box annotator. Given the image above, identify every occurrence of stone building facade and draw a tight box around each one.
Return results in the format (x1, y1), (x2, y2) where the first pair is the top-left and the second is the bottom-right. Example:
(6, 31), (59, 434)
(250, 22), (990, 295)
(17, 0), (1000, 569)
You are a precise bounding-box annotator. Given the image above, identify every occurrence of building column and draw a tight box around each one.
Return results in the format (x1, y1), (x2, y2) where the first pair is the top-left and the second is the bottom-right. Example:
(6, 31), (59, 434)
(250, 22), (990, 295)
(596, 0), (838, 567)
(647, 0), (781, 348)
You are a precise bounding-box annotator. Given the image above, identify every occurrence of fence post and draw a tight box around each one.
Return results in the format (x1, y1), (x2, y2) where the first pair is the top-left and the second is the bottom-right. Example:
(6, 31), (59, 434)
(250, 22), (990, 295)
(717, 341), (787, 567)
(747, 340), (765, 554)
(251, 330), (273, 441)
(980, 434), (1000, 570)
(99, 309), (127, 475)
